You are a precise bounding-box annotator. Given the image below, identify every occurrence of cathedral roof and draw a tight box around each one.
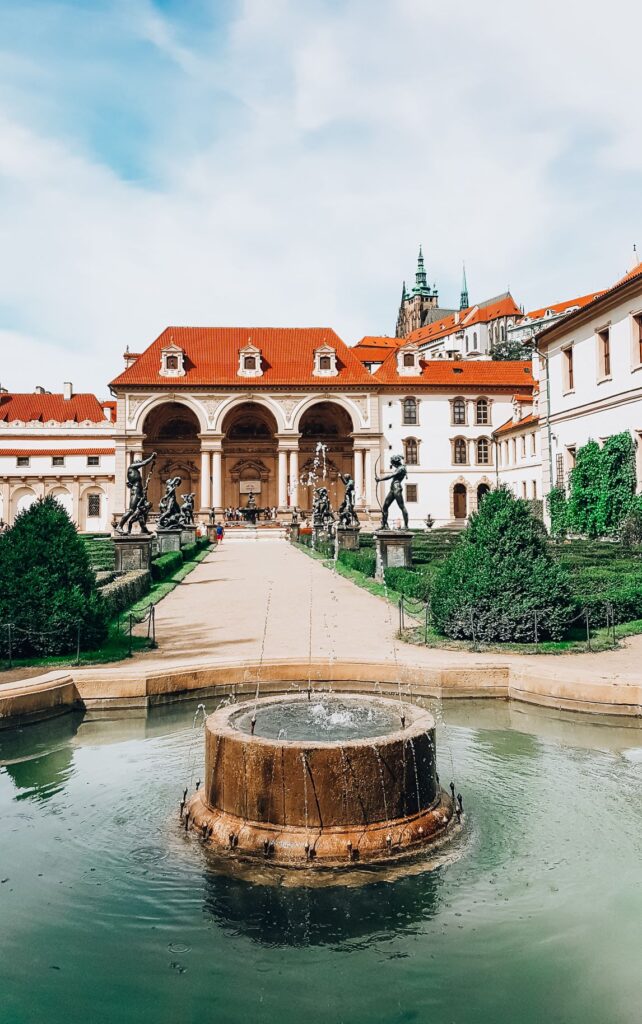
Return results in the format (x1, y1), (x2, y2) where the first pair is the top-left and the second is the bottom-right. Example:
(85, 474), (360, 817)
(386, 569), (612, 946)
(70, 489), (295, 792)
(110, 327), (373, 388)
(0, 393), (110, 423)
(373, 355), (535, 390)
(407, 294), (522, 347)
(351, 336), (403, 364)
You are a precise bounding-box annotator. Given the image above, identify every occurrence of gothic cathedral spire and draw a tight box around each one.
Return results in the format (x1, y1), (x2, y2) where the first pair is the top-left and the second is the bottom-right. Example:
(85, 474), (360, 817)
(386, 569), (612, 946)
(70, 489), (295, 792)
(413, 245), (429, 295)
(460, 262), (469, 310)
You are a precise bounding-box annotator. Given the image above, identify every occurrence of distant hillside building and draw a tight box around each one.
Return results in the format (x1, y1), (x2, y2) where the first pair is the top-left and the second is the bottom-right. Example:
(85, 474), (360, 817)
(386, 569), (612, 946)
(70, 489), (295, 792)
(395, 247), (457, 336)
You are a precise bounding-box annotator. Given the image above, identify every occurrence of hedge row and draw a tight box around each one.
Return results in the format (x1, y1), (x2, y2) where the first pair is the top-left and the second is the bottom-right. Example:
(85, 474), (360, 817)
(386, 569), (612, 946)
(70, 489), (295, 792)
(337, 548), (376, 577)
(100, 570), (151, 620)
(383, 565), (437, 601)
(150, 538), (210, 581)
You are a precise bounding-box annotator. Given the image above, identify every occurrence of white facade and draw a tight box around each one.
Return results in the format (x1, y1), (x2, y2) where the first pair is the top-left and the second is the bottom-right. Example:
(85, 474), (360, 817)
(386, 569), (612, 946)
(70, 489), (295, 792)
(493, 396), (542, 502)
(537, 266), (642, 499)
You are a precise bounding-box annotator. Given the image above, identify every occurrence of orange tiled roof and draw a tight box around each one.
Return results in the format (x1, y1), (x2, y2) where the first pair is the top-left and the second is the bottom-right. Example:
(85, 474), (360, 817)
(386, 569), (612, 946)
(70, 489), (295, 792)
(512, 393), (534, 403)
(0, 448), (115, 456)
(524, 291), (604, 321)
(111, 327), (373, 388)
(352, 336), (403, 365)
(408, 294), (522, 346)
(613, 260), (642, 287)
(373, 354), (535, 389)
(538, 261), (642, 346)
(0, 393), (109, 423)
(493, 413), (539, 436)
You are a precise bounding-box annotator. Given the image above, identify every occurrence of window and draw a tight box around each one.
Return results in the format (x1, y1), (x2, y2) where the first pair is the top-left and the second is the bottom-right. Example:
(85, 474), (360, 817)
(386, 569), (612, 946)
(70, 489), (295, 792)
(244, 355), (257, 371)
(563, 346), (574, 391)
(87, 493), (101, 517)
(521, 436), (526, 457)
(635, 314), (642, 365)
(566, 446), (577, 475)
(16, 456), (30, 467)
(87, 456), (100, 467)
(532, 480), (537, 498)
(52, 456), (65, 467)
(598, 328), (611, 378)
(452, 398), (466, 424)
(475, 398), (489, 425)
(403, 352), (415, 367)
(404, 438), (418, 465)
(476, 437), (490, 464)
(522, 481), (527, 498)
(473, 331), (477, 348)
(511, 438), (517, 463)
(530, 432), (536, 456)
(402, 397), (417, 425)
(319, 355), (332, 371)
(406, 483), (418, 503)
(165, 354), (179, 371)
(454, 438), (467, 465)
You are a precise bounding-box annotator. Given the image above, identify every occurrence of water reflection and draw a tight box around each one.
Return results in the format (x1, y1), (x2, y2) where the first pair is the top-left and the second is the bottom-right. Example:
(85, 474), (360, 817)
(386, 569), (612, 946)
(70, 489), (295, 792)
(0, 711), (82, 802)
(201, 863), (442, 947)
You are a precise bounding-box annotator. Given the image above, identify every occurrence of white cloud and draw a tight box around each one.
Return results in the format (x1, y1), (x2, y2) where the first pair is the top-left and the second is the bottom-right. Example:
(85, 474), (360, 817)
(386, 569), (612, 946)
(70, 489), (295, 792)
(0, 0), (640, 394)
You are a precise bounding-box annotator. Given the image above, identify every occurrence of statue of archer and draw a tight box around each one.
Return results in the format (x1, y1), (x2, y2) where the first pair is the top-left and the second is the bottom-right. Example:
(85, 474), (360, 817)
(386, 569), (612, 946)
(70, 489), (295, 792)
(375, 454), (409, 530)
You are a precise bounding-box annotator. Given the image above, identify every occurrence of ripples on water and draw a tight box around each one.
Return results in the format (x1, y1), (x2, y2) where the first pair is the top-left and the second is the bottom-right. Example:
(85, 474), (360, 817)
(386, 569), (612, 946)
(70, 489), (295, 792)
(1, 699), (642, 1024)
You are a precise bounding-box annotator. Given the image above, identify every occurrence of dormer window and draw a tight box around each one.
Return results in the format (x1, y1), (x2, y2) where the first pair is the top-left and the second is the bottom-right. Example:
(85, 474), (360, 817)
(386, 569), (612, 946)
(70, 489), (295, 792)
(396, 344), (420, 376)
(313, 344), (338, 377)
(160, 343), (186, 378)
(238, 342), (263, 378)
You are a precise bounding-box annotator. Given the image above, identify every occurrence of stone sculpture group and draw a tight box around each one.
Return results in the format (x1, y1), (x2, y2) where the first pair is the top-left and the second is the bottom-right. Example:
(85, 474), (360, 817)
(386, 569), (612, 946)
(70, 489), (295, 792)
(115, 455), (196, 535)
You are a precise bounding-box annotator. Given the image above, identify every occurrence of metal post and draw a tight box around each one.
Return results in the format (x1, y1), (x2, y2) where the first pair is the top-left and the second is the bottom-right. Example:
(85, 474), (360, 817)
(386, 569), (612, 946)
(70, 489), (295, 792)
(76, 623), (81, 665)
(585, 610), (591, 651)
(533, 610), (539, 650)
(7, 623), (12, 669)
(425, 601), (429, 645)
(398, 597), (404, 633)
(469, 607), (477, 650)
(128, 613), (133, 657)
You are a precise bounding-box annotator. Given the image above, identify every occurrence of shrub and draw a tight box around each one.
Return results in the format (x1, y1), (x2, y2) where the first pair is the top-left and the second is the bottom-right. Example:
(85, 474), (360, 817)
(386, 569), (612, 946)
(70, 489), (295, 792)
(619, 496), (642, 547)
(100, 570), (151, 619)
(431, 488), (574, 642)
(546, 486), (568, 538)
(151, 550), (183, 581)
(181, 542), (199, 561)
(337, 549), (376, 577)
(0, 496), (107, 655)
(565, 432), (637, 538)
(383, 566), (436, 601)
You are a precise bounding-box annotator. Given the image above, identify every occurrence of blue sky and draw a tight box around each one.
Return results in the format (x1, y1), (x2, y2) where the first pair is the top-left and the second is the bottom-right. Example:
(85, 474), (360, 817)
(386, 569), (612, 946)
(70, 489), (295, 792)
(0, 0), (640, 393)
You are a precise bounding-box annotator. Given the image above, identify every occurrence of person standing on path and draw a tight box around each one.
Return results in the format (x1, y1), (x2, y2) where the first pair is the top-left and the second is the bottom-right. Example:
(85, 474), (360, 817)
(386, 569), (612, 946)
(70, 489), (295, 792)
(216, 523), (224, 544)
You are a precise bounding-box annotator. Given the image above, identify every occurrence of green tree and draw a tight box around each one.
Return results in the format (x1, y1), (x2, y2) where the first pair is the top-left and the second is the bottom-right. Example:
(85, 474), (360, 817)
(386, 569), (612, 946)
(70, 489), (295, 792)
(491, 338), (533, 361)
(566, 440), (602, 537)
(431, 487), (574, 642)
(546, 485), (568, 539)
(0, 496), (107, 656)
(565, 432), (637, 537)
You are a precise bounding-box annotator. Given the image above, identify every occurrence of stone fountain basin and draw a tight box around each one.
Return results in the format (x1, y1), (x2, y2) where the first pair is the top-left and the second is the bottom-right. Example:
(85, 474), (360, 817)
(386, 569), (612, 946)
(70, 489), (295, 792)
(186, 693), (456, 867)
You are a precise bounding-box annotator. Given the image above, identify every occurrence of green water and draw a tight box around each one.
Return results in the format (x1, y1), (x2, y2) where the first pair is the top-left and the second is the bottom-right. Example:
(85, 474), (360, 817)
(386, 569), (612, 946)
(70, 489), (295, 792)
(1, 698), (641, 1024)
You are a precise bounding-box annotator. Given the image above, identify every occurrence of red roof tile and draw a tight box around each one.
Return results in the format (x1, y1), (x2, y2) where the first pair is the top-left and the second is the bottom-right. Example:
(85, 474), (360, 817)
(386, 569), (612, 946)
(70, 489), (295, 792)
(0, 448), (115, 456)
(373, 355), (535, 389)
(0, 394), (109, 423)
(493, 413), (539, 436)
(407, 295), (522, 347)
(524, 291), (604, 321)
(111, 327), (373, 388)
(538, 261), (642, 346)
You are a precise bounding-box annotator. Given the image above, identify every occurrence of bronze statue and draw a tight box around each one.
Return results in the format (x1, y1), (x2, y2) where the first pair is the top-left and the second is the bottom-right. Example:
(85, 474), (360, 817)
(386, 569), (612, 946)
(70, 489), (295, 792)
(313, 486), (334, 529)
(158, 476), (183, 529)
(116, 452), (156, 535)
(180, 492), (195, 526)
(375, 454), (409, 530)
(338, 472), (359, 527)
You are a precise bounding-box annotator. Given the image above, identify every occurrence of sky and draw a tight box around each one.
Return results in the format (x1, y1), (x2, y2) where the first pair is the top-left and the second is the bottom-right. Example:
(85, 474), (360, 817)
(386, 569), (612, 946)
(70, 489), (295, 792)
(0, 0), (641, 395)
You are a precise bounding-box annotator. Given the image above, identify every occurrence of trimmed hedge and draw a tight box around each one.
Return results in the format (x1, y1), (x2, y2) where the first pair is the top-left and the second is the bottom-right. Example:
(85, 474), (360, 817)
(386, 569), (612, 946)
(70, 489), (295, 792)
(151, 551), (183, 581)
(383, 565), (437, 601)
(100, 570), (151, 619)
(337, 548), (376, 577)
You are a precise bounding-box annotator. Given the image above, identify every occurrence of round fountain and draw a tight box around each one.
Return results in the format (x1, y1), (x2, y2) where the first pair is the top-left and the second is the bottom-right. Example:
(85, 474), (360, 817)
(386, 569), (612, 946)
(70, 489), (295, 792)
(185, 693), (457, 867)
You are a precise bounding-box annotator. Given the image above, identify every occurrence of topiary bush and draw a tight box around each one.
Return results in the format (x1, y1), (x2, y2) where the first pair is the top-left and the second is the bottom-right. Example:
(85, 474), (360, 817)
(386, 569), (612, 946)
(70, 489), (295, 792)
(383, 566), (437, 601)
(100, 570), (151, 619)
(337, 549), (377, 577)
(0, 496), (107, 656)
(431, 488), (574, 642)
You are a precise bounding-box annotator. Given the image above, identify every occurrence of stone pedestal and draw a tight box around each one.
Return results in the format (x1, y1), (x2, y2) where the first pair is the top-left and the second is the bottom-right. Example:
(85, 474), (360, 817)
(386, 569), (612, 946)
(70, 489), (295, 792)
(181, 526), (197, 548)
(206, 524), (219, 544)
(374, 530), (413, 580)
(113, 534), (153, 572)
(156, 528), (182, 554)
(337, 525), (361, 551)
(290, 524), (300, 544)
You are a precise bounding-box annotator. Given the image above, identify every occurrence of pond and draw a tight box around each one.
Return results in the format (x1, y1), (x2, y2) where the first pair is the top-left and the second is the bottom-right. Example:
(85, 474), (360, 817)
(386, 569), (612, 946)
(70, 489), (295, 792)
(1, 696), (641, 1024)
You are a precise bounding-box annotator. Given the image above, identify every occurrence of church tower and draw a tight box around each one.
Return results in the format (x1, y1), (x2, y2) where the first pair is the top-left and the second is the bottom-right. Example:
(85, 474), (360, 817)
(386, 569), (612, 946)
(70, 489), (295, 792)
(395, 246), (451, 337)
(460, 263), (469, 310)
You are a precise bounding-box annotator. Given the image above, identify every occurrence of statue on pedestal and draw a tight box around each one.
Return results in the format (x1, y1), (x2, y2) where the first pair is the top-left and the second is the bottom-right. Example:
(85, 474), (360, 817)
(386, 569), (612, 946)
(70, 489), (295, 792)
(158, 476), (183, 529)
(116, 452), (156, 535)
(338, 472), (359, 527)
(313, 486), (334, 529)
(375, 455), (409, 530)
(180, 492), (195, 526)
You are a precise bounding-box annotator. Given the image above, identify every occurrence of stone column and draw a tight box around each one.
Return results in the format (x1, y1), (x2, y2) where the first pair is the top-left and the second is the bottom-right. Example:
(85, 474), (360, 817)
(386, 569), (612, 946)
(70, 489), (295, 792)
(353, 449), (364, 505)
(212, 448), (223, 510)
(200, 449), (211, 510)
(289, 449), (299, 507)
(364, 448), (374, 507)
(278, 449), (288, 508)
(113, 438), (128, 515)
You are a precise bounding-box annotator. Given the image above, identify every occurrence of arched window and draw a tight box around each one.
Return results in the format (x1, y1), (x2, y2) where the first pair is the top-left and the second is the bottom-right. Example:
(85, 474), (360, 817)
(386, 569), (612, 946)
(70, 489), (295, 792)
(454, 438), (468, 465)
(319, 355), (332, 371)
(476, 437), (490, 464)
(475, 398), (489, 425)
(403, 352), (415, 367)
(402, 397), (417, 425)
(452, 397), (466, 425)
(404, 438), (418, 465)
(165, 355), (178, 370)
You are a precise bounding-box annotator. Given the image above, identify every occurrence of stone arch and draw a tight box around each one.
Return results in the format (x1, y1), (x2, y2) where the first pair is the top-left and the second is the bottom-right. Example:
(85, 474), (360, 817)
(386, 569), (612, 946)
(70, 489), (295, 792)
(292, 395), (357, 433)
(130, 393), (208, 434)
(47, 485), (73, 521)
(297, 402), (355, 511)
(221, 402), (279, 510)
(141, 402), (201, 511)
(79, 483), (109, 532)
(450, 477), (473, 521)
(476, 478), (493, 510)
(10, 486), (37, 522)
(213, 394), (286, 435)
